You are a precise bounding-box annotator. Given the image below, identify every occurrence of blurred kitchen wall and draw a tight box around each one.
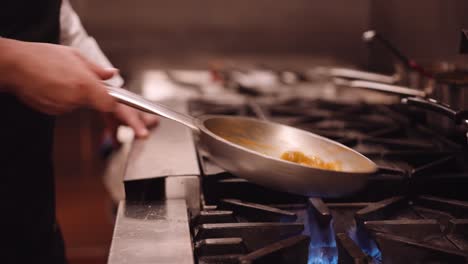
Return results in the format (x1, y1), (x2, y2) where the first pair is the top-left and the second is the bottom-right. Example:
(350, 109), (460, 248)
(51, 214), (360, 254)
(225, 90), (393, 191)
(69, 0), (371, 69)
(368, 0), (468, 72)
(70, 0), (468, 72)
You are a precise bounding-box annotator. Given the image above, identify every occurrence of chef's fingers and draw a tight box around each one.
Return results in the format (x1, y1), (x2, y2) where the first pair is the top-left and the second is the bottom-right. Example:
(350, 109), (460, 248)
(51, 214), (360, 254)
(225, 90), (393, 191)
(87, 82), (116, 112)
(123, 110), (150, 138)
(73, 50), (118, 80)
(140, 112), (160, 128)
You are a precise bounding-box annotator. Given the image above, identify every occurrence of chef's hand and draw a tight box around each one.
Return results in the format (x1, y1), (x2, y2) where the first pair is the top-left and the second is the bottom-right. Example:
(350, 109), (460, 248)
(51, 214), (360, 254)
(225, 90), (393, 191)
(99, 105), (158, 158)
(110, 103), (159, 138)
(0, 38), (115, 114)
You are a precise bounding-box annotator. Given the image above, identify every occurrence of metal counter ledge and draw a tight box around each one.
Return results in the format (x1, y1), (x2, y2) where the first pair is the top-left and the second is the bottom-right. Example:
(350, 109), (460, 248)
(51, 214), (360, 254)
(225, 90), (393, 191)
(106, 99), (199, 264)
(107, 200), (194, 264)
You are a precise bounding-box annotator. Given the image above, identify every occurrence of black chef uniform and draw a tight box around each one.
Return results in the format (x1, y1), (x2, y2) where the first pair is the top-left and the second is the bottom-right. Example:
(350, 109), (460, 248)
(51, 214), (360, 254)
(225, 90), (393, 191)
(0, 0), (66, 263)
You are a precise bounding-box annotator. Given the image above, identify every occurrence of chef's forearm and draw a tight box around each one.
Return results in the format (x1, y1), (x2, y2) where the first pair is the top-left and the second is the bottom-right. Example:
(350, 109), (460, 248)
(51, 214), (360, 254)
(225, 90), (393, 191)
(0, 37), (19, 91)
(60, 0), (124, 87)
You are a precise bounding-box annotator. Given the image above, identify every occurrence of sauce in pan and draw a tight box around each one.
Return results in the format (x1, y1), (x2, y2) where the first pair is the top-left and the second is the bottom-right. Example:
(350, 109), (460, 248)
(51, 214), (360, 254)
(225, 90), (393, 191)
(217, 132), (342, 171)
(280, 151), (342, 171)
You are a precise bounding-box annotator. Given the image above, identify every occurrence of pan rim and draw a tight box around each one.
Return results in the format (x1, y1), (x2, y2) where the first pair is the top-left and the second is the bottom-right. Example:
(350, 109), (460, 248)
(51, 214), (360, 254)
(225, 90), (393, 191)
(196, 114), (379, 175)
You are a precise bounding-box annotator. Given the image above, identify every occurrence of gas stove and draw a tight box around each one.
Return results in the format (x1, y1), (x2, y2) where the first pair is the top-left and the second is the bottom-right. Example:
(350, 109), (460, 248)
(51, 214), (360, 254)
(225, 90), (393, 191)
(108, 67), (468, 264)
(189, 97), (468, 264)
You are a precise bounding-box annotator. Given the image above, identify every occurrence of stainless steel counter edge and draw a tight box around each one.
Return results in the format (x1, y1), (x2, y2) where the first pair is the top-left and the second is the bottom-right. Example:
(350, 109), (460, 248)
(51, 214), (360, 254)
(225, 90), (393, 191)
(107, 200), (194, 264)
(124, 99), (200, 181)
(107, 99), (199, 264)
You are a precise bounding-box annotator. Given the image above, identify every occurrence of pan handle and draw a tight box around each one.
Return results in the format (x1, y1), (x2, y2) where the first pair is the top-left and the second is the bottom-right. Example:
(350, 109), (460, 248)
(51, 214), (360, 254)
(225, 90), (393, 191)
(334, 78), (427, 97)
(106, 85), (200, 132)
(402, 97), (468, 124)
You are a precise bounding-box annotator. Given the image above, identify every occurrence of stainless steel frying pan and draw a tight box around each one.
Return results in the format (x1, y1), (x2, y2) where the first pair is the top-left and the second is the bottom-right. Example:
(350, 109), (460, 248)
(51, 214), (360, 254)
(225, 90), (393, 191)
(107, 86), (378, 197)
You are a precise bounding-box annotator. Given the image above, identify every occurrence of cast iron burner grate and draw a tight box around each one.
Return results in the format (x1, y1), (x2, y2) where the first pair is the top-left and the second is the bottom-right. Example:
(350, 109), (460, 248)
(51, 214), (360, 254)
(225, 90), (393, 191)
(194, 175), (468, 263)
(358, 196), (468, 263)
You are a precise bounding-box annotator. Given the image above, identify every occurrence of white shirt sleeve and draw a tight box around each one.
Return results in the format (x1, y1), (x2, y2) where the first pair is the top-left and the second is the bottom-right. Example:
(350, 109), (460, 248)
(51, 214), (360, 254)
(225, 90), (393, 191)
(60, 0), (124, 87)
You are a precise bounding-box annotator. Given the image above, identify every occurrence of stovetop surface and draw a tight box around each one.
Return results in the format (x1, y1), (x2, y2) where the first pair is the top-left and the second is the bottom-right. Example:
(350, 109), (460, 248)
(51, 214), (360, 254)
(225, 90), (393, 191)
(188, 96), (468, 264)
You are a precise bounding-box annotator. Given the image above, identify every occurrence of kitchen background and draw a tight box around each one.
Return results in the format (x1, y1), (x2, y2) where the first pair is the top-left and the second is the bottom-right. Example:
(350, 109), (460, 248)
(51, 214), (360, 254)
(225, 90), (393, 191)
(55, 1), (468, 263)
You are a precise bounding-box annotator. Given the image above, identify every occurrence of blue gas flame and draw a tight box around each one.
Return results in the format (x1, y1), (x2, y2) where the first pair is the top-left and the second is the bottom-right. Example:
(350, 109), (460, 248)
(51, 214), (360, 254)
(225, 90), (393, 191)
(347, 226), (382, 263)
(307, 242), (338, 264)
(305, 207), (338, 264)
(303, 207), (382, 264)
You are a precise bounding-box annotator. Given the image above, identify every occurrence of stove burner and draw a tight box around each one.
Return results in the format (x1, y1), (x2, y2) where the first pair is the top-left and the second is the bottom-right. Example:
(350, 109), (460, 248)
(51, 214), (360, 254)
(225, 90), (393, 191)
(307, 198), (382, 263)
(358, 196), (468, 263)
(188, 97), (468, 263)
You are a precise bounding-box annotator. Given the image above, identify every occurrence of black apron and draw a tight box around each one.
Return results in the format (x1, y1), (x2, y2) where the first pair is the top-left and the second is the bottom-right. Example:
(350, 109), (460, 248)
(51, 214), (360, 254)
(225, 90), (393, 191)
(0, 1), (65, 263)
